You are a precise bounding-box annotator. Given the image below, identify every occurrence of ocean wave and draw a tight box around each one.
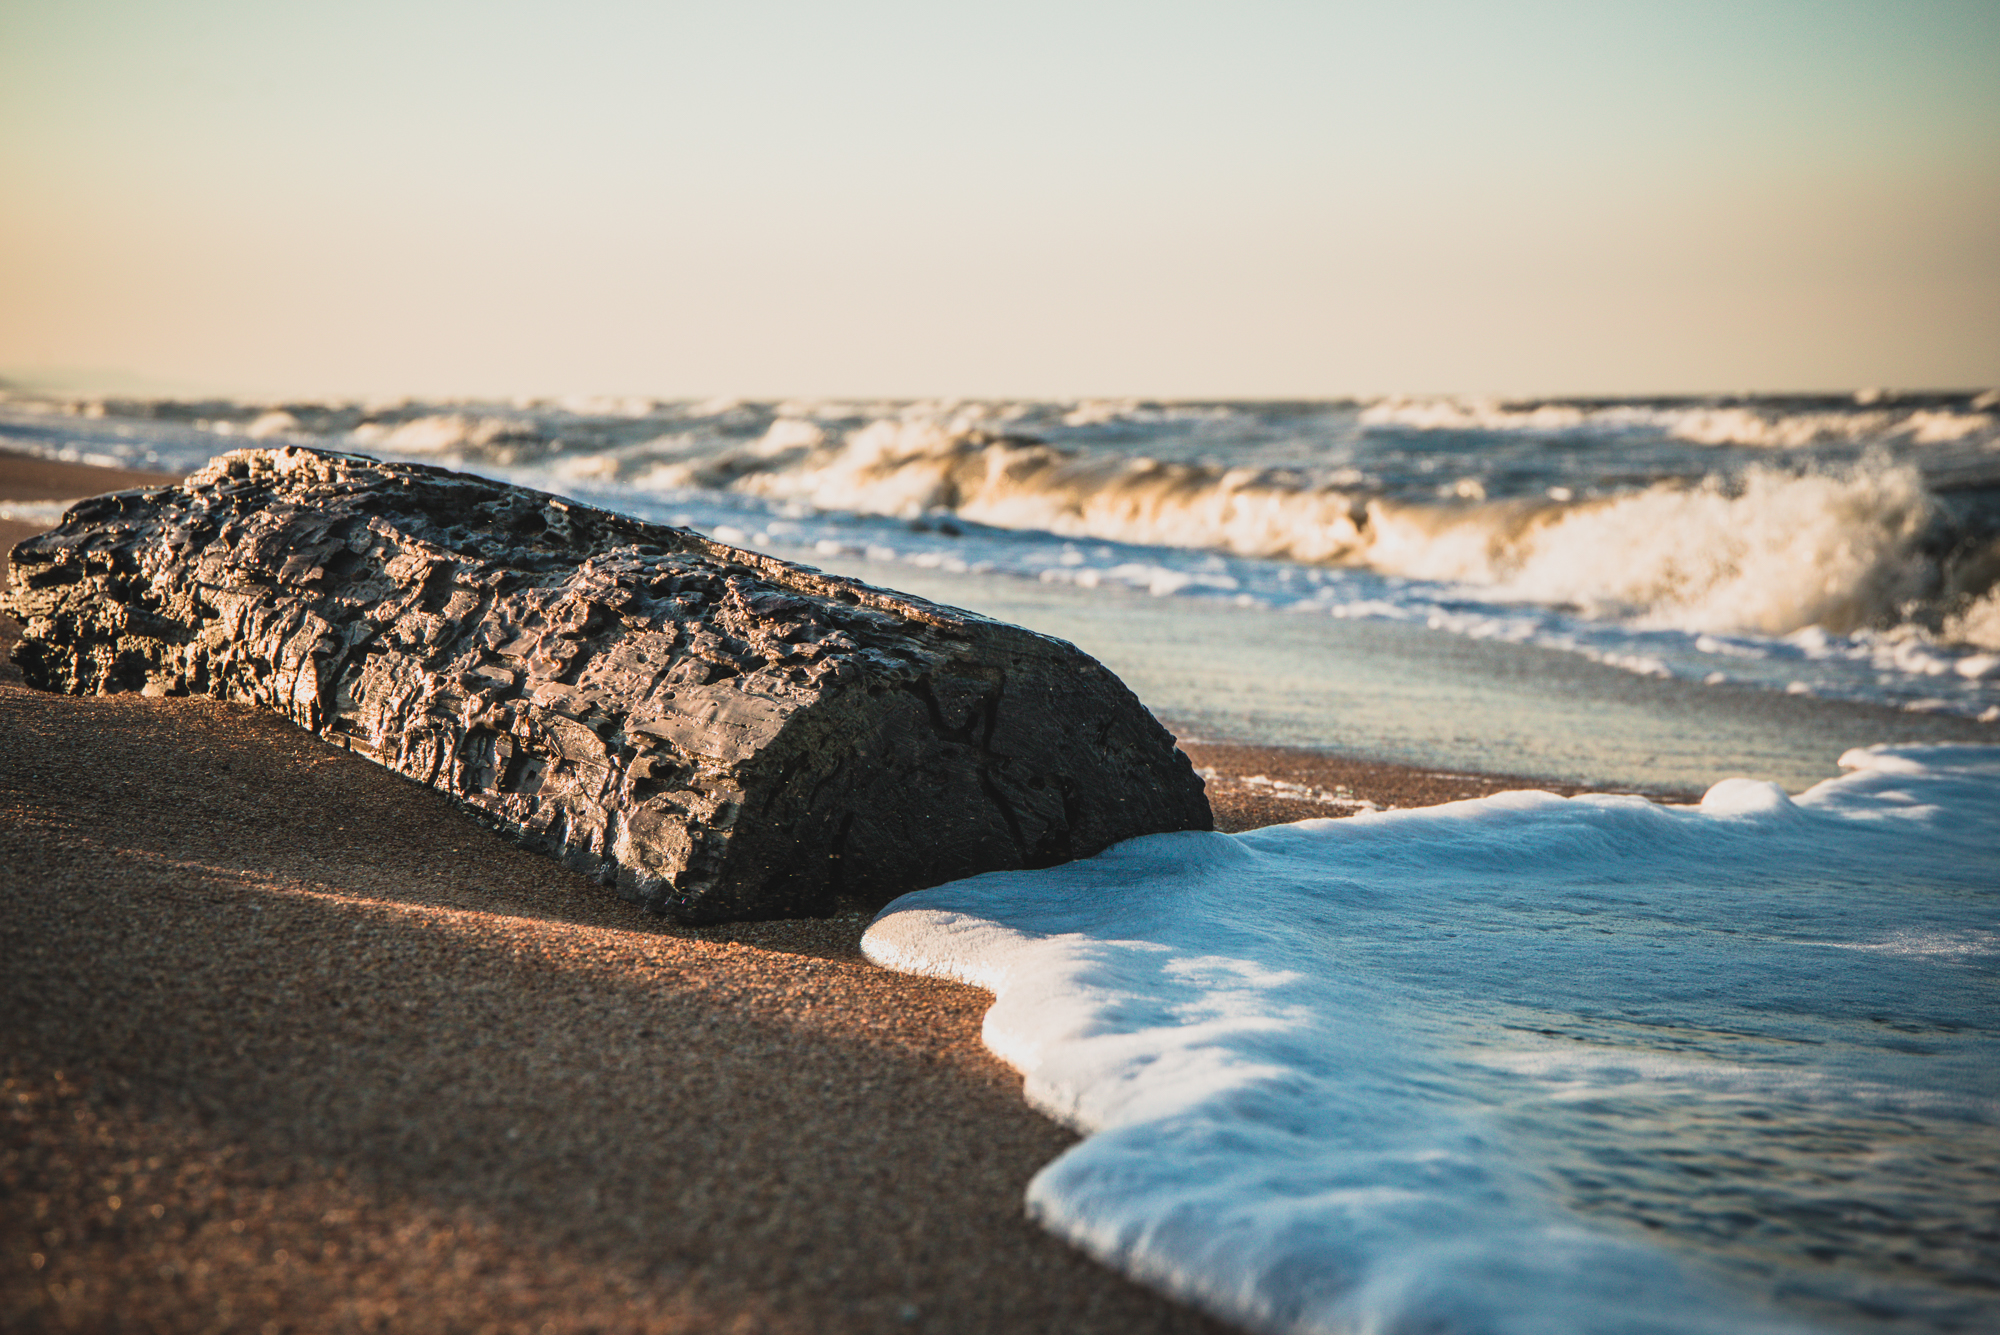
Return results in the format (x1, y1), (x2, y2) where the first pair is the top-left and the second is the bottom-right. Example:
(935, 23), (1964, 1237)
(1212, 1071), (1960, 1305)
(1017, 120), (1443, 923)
(1359, 393), (1998, 449)
(8, 391), (1999, 704)
(589, 417), (1989, 641)
(349, 412), (551, 460)
(1945, 588), (2000, 652)
(1394, 463), (1943, 636)
(1059, 399), (1252, 428)
(725, 419), (1378, 563)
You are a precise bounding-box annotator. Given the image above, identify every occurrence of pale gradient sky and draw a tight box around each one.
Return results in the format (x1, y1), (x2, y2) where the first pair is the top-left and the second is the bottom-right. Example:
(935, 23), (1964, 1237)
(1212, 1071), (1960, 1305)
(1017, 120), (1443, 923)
(2, 1), (1995, 400)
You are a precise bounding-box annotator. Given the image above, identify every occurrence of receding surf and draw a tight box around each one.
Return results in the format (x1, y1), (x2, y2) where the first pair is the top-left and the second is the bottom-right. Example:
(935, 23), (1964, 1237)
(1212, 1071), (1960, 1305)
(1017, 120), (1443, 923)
(864, 745), (2000, 1335)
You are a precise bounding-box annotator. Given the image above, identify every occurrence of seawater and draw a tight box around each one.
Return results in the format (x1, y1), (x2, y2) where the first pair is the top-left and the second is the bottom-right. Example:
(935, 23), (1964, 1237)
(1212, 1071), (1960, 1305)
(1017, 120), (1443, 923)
(865, 746), (2000, 1335)
(7, 394), (1999, 1332)
(5, 391), (2000, 739)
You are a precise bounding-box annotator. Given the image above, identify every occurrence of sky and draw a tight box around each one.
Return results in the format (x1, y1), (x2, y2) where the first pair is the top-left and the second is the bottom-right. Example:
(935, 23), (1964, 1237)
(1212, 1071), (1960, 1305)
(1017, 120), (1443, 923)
(2, 0), (1996, 400)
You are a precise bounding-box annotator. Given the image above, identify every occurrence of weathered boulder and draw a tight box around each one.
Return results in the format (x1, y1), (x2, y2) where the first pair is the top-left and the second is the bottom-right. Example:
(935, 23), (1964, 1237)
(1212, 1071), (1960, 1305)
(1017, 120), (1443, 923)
(3, 446), (1210, 922)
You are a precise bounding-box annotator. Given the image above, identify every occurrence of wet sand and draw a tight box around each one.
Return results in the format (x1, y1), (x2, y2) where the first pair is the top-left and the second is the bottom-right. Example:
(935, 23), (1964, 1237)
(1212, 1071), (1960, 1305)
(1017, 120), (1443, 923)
(0, 455), (1665, 1334)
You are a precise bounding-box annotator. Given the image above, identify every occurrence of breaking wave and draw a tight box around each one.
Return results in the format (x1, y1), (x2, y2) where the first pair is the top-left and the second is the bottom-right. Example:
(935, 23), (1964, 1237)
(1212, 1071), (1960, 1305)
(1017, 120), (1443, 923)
(1360, 391), (2000, 449)
(585, 417), (1992, 642)
(1385, 464), (1947, 637)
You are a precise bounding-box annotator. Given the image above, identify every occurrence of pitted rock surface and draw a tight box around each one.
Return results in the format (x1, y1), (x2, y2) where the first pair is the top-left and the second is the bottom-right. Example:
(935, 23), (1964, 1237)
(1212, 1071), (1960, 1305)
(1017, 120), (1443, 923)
(3, 446), (1210, 922)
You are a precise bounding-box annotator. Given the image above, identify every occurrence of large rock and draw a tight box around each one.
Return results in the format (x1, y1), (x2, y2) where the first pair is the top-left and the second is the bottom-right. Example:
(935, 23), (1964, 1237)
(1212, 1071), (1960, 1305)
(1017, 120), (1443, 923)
(3, 447), (1210, 922)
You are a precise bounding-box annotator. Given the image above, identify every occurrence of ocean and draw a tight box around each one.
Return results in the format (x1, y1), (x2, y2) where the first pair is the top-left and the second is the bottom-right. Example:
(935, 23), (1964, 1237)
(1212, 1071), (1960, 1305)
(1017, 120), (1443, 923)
(4, 389), (1997, 1332)
(3, 390), (1997, 783)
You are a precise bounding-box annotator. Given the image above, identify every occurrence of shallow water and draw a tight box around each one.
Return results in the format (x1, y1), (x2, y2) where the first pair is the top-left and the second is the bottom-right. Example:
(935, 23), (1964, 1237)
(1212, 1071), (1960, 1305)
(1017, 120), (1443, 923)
(865, 748), (2000, 1334)
(1462, 1006), (2000, 1334)
(807, 555), (1999, 793)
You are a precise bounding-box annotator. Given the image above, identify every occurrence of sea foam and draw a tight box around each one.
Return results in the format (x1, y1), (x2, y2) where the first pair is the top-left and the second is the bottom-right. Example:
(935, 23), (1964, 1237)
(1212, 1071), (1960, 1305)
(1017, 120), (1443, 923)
(864, 746), (2000, 1334)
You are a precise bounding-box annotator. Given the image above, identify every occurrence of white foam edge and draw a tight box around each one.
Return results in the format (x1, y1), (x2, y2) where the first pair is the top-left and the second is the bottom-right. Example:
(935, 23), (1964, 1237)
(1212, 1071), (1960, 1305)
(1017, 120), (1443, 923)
(860, 745), (2000, 1335)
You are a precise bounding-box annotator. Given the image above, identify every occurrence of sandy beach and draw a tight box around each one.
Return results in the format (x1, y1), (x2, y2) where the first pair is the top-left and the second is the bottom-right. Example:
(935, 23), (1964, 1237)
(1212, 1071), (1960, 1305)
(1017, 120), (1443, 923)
(1, 455), (1665, 1334)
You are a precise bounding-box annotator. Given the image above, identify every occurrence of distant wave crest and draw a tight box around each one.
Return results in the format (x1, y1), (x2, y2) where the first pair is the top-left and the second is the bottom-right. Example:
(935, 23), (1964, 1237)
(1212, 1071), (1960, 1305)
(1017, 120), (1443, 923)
(580, 417), (1995, 642)
(1360, 392), (1999, 449)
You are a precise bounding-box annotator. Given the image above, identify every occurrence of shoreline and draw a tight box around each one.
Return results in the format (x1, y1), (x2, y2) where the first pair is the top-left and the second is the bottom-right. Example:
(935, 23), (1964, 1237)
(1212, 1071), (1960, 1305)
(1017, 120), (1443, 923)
(3, 452), (1687, 1332)
(0, 450), (1676, 817)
